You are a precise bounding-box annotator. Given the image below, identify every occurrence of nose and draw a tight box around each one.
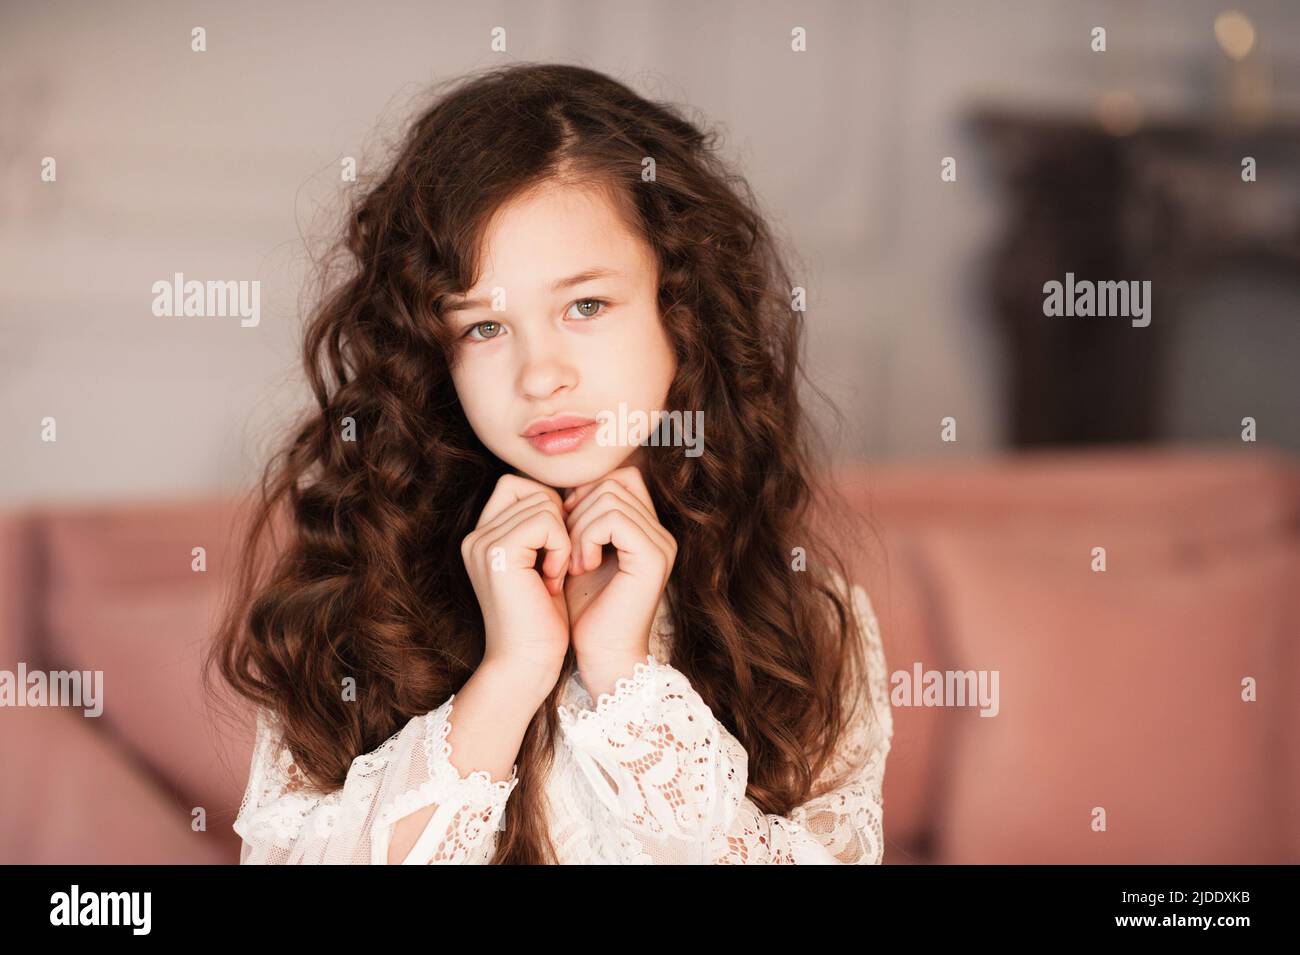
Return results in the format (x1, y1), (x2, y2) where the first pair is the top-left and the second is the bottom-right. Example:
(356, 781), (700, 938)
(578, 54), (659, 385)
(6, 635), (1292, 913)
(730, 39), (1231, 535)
(517, 326), (578, 401)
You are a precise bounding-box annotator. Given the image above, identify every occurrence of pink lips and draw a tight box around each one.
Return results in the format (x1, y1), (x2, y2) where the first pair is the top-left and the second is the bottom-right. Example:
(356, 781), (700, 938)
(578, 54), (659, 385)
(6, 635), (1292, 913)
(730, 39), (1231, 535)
(522, 415), (599, 455)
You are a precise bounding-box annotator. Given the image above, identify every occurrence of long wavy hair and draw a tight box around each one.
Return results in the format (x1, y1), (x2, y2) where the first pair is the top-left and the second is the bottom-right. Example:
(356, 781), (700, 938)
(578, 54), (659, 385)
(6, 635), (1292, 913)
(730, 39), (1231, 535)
(205, 62), (881, 864)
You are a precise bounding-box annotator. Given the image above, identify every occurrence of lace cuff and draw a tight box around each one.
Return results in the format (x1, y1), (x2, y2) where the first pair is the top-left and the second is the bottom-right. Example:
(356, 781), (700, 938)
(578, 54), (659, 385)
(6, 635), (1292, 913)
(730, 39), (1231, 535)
(555, 654), (746, 853)
(371, 694), (520, 864)
(233, 696), (520, 864)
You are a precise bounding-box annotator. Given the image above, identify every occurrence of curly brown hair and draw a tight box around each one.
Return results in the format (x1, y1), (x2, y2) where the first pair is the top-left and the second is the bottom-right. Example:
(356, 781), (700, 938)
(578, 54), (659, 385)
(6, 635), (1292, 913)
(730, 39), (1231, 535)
(205, 61), (881, 864)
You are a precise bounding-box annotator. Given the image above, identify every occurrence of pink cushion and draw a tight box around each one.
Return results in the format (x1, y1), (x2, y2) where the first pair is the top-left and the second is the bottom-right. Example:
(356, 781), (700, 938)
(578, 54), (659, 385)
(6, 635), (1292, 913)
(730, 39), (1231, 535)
(843, 523), (947, 860)
(926, 529), (1297, 863)
(854, 446), (1299, 547)
(37, 496), (261, 859)
(0, 509), (39, 668)
(813, 477), (949, 858)
(833, 446), (1300, 862)
(0, 705), (231, 863)
(38, 495), (244, 592)
(45, 581), (256, 844)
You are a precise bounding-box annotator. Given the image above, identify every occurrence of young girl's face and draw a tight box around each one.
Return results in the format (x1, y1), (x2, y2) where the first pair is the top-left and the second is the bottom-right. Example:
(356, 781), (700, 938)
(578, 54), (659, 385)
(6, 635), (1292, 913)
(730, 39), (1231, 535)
(446, 181), (677, 491)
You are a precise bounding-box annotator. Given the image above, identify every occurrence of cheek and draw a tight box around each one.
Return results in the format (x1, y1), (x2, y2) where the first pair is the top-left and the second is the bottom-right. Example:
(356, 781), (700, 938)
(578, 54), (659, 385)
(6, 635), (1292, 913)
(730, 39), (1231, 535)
(618, 312), (676, 379)
(450, 364), (492, 424)
(449, 367), (470, 411)
(647, 323), (677, 396)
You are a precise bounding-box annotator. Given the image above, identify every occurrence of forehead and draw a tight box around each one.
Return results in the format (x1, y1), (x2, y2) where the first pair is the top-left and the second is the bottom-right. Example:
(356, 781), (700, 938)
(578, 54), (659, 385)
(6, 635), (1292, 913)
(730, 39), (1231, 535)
(461, 181), (651, 293)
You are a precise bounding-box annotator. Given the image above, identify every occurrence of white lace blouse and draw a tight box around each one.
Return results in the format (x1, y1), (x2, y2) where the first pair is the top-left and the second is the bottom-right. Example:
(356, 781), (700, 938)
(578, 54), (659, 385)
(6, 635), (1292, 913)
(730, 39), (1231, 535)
(232, 576), (893, 864)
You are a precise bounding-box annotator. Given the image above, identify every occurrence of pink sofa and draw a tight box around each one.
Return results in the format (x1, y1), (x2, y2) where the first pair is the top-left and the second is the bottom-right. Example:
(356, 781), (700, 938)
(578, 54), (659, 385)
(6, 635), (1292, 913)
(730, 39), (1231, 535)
(2, 445), (1296, 864)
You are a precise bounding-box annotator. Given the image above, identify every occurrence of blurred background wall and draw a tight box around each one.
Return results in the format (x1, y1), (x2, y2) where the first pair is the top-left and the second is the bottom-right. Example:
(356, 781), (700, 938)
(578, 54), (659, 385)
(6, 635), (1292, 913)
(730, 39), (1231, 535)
(4, 0), (1297, 507)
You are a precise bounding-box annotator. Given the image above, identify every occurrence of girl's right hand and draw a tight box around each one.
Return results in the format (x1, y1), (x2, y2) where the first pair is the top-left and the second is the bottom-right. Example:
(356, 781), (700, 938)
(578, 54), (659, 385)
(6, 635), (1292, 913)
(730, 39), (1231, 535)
(461, 474), (573, 686)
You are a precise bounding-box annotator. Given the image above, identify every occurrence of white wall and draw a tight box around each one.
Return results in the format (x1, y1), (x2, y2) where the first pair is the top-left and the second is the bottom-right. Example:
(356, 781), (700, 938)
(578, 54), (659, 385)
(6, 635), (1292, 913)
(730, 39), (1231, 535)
(2, 0), (1296, 505)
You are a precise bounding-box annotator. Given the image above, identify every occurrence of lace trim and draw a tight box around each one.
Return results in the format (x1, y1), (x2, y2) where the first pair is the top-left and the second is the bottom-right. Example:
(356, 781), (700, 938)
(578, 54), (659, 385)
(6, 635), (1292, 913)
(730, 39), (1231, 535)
(233, 789), (337, 845)
(555, 653), (662, 728)
(236, 696), (521, 851)
(427, 695), (521, 794)
(377, 695), (519, 832)
(233, 709), (340, 845)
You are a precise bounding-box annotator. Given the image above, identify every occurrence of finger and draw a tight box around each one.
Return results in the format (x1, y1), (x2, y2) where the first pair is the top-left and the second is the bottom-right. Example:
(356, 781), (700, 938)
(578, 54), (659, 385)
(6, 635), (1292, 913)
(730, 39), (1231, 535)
(564, 466), (657, 520)
(562, 468), (641, 513)
(571, 485), (674, 571)
(467, 491), (553, 553)
(477, 474), (565, 529)
(566, 479), (657, 534)
(568, 491), (669, 573)
(561, 483), (589, 512)
(465, 492), (550, 564)
(488, 504), (572, 582)
(570, 482), (671, 554)
(572, 508), (666, 580)
(567, 487), (652, 571)
(610, 466), (658, 519)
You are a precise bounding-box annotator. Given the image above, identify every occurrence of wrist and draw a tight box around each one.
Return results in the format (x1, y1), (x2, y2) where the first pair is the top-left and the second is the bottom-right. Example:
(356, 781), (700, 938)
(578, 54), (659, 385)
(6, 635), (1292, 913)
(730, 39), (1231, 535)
(575, 650), (653, 703)
(477, 653), (564, 707)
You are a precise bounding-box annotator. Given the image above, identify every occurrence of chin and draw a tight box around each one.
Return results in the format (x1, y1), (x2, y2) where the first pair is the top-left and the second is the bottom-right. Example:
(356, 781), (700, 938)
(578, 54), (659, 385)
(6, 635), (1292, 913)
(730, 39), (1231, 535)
(506, 446), (644, 490)
(505, 452), (616, 490)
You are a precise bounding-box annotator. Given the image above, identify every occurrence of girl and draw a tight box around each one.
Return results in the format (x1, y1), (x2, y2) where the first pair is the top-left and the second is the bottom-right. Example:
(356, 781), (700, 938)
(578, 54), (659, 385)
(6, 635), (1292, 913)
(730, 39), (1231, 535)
(208, 62), (893, 865)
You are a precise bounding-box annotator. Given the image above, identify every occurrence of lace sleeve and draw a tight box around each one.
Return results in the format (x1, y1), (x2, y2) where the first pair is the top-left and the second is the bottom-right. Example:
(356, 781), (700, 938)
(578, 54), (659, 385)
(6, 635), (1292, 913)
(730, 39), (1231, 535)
(233, 695), (520, 864)
(555, 581), (893, 864)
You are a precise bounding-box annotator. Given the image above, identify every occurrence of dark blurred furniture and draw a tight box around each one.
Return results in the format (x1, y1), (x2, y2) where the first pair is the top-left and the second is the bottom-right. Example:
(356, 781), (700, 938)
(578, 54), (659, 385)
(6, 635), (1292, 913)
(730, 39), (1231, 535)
(969, 108), (1300, 449)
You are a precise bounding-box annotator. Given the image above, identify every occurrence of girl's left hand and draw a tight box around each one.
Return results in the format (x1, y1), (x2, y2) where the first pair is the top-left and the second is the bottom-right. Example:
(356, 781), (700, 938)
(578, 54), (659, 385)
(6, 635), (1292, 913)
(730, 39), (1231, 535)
(562, 466), (677, 679)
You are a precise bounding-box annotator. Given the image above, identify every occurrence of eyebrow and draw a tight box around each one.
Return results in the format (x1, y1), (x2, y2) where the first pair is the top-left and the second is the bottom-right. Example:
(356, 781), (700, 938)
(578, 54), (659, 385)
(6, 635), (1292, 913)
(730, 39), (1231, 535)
(442, 267), (626, 313)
